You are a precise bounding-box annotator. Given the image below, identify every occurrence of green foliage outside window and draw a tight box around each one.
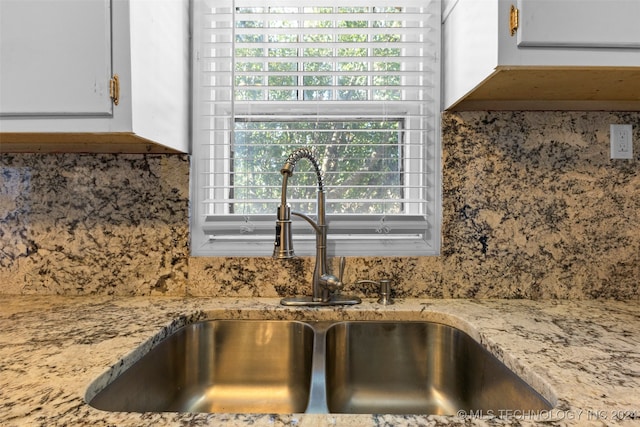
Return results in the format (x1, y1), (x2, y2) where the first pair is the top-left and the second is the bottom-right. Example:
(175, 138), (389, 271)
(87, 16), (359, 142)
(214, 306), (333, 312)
(232, 6), (406, 216)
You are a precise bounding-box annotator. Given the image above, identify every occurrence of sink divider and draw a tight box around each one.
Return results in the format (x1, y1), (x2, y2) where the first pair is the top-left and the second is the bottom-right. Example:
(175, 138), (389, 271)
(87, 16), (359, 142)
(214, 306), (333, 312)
(305, 322), (331, 414)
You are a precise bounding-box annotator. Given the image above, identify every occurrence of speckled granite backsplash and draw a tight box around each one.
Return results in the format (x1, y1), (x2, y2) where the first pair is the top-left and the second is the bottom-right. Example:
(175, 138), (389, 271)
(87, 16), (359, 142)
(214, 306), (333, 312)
(1, 111), (639, 299)
(0, 154), (190, 295)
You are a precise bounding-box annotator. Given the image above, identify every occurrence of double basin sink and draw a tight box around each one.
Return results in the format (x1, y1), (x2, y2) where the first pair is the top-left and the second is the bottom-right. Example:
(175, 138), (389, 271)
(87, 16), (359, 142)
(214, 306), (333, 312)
(87, 319), (554, 415)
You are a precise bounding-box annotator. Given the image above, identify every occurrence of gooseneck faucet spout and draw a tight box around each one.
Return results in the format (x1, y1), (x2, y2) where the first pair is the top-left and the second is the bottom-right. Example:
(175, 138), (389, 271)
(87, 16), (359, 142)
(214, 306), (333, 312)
(274, 148), (361, 306)
(273, 148), (324, 261)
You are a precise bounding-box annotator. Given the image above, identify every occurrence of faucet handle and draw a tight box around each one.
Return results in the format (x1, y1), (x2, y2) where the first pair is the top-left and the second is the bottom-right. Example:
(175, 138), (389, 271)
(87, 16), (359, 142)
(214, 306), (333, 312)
(338, 256), (346, 283)
(321, 256), (346, 293)
(320, 273), (342, 293)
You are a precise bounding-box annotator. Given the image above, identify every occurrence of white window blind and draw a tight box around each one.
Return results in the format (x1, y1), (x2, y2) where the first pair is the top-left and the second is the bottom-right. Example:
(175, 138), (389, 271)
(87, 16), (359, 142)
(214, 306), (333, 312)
(192, 0), (441, 256)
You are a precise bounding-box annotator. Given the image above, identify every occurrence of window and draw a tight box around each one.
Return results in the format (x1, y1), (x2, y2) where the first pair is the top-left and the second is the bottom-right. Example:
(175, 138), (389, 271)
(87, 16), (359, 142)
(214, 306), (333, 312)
(192, 0), (441, 256)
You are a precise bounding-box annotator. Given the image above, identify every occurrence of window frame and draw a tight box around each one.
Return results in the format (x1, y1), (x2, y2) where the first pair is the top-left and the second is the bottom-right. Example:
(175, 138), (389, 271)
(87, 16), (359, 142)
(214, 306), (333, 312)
(191, 0), (442, 257)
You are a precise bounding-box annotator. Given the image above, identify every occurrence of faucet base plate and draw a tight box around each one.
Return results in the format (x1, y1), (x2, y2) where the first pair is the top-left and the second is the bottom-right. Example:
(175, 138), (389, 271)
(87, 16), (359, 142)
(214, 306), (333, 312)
(280, 295), (362, 306)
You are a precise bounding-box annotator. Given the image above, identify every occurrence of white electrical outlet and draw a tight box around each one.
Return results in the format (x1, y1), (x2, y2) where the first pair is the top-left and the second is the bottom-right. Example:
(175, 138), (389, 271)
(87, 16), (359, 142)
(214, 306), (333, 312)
(610, 124), (633, 159)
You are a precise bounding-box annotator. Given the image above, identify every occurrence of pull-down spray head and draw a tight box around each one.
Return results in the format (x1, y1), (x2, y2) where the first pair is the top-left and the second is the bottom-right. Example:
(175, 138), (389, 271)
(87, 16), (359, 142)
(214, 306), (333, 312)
(273, 184), (295, 259)
(273, 148), (325, 259)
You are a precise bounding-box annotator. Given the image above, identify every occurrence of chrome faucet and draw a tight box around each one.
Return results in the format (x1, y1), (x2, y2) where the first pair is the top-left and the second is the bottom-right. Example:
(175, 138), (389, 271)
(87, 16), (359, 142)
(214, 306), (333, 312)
(274, 148), (361, 306)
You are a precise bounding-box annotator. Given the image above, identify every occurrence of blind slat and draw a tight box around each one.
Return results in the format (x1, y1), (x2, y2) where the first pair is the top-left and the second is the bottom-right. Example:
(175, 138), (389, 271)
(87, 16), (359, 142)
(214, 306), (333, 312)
(233, 0), (430, 6)
(203, 214), (430, 236)
(234, 28), (431, 37)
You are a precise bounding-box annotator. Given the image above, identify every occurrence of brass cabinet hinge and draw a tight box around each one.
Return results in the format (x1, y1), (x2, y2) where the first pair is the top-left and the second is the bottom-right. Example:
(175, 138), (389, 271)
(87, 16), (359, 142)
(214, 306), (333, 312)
(109, 74), (120, 105)
(509, 5), (519, 36)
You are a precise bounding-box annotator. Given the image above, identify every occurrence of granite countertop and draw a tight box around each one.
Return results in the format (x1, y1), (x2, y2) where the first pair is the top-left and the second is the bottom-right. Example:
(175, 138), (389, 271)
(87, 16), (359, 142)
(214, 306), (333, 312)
(1, 296), (639, 427)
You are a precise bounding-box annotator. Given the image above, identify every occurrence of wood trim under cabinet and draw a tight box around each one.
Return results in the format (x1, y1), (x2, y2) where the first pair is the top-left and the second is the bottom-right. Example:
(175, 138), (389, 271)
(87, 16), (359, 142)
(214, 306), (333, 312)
(0, 133), (185, 154)
(447, 66), (640, 111)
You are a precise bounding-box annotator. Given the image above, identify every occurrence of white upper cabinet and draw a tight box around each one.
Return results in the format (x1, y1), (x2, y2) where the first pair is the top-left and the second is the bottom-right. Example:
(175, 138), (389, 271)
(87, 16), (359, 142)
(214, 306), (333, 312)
(0, 0), (190, 153)
(0, 0), (112, 116)
(443, 0), (640, 111)
(516, 0), (640, 49)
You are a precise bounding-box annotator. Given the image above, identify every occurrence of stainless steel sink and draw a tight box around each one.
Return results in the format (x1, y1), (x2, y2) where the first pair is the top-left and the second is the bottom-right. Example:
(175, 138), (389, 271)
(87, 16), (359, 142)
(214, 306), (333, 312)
(88, 320), (314, 413)
(325, 321), (553, 414)
(88, 319), (554, 415)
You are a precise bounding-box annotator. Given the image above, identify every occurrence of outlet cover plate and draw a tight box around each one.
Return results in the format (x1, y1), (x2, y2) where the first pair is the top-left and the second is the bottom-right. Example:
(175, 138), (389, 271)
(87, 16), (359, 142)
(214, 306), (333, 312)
(611, 124), (633, 160)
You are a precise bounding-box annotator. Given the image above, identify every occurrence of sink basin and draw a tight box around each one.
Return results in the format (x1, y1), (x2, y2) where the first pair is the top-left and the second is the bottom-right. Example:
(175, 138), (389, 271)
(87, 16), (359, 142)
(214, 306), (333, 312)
(88, 318), (554, 415)
(88, 320), (314, 413)
(325, 321), (553, 414)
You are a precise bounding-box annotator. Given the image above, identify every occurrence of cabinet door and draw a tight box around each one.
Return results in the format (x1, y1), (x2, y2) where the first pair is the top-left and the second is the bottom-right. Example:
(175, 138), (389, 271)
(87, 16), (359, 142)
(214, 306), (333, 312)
(516, 0), (640, 48)
(0, 0), (112, 116)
